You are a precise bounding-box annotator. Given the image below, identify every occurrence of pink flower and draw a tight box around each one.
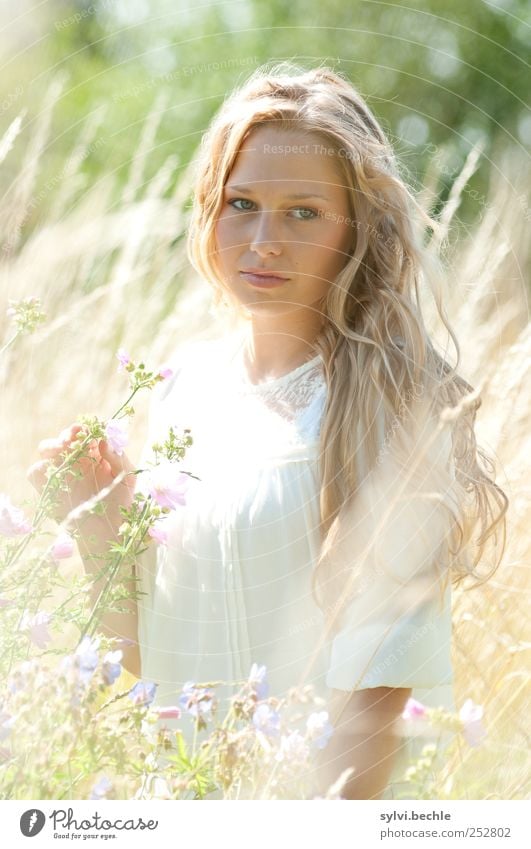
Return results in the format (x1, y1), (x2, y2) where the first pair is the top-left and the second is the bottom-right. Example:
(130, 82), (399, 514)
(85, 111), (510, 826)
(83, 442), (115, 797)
(105, 420), (128, 456)
(0, 494), (32, 537)
(158, 365), (173, 380)
(148, 521), (168, 545)
(51, 532), (74, 561)
(116, 348), (131, 372)
(402, 697), (427, 720)
(0, 598), (13, 608)
(459, 699), (487, 747)
(20, 611), (52, 649)
(154, 705), (181, 720)
(147, 463), (190, 510)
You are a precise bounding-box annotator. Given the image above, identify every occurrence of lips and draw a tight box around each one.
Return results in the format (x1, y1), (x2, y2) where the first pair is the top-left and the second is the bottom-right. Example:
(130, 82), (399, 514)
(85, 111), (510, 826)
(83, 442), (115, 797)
(239, 269), (290, 288)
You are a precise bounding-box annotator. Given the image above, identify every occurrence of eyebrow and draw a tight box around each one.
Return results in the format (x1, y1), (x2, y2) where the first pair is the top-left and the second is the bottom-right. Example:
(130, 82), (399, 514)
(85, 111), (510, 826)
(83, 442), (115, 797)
(225, 184), (332, 201)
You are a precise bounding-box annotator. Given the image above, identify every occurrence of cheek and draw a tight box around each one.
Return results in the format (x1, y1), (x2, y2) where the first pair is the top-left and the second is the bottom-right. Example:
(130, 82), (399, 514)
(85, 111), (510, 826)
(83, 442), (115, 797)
(215, 213), (236, 246)
(213, 221), (236, 270)
(308, 224), (351, 262)
(327, 223), (354, 265)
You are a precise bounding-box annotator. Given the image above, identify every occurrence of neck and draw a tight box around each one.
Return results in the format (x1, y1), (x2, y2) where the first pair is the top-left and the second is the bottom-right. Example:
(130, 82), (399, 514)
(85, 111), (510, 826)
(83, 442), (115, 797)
(239, 311), (323, 383)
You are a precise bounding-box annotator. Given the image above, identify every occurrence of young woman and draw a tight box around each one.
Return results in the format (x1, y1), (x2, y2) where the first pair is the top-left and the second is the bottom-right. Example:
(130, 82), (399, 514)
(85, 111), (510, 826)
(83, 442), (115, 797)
(29, 63), (507, 799)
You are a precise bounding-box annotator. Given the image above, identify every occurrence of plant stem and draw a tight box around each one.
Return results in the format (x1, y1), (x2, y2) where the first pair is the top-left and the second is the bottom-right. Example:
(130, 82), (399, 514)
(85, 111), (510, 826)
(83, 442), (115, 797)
(77, 499), (151, 645)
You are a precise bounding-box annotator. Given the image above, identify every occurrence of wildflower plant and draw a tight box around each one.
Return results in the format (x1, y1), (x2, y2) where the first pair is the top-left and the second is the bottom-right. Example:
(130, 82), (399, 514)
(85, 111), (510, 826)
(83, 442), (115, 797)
(0, 325), (200, 797)
(0, 324), (341, 800)
(140, 668), (340, 800)
(0, 341), (193, 683)
(2, 297), (46, 357)
(0, 315), (503, 800)
(392, 696), (489, 800)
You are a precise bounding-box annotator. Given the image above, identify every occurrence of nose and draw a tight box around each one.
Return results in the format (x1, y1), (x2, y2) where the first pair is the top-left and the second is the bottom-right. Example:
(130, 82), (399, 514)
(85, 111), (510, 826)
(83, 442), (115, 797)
(249, 210), (282, 258)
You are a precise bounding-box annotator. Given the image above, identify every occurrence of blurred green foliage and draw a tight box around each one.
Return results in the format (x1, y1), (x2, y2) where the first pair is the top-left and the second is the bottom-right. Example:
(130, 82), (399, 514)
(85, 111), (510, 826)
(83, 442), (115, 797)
(1, 0), (529, 229)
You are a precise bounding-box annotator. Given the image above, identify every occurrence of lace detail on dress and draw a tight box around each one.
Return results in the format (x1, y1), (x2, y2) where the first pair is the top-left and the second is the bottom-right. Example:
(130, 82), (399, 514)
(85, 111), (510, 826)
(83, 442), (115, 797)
(246, 358), (325, 423)
(227, 336), (326, 421)
(171, 336), (328, 450)
(230, 345), (327, 446)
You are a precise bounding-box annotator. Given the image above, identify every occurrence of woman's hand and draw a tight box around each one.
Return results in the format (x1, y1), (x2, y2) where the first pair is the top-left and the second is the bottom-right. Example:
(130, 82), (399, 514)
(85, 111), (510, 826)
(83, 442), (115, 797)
(27, 423), (142, 678)
(26, 422), (136, 526)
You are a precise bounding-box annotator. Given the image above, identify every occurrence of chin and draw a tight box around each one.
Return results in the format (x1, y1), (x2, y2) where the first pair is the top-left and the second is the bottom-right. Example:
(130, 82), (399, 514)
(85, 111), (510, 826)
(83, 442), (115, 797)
(243, 300), (304, 316)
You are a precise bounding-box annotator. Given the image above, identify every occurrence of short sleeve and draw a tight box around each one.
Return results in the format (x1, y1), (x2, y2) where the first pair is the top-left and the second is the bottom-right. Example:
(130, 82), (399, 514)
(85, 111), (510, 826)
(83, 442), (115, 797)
(326, 395), (458, 692)
(326, 582), (453, 691)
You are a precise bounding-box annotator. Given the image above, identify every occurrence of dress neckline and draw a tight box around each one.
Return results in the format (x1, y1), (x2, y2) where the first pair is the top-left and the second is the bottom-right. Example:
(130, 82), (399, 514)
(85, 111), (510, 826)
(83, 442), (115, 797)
(228, 335), (323, 390)
(243, 353), (322, 389)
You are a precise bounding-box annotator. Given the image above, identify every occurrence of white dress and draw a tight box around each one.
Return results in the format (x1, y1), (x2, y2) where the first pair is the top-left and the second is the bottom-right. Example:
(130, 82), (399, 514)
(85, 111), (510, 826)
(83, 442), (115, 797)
(135, 332), (456, 799)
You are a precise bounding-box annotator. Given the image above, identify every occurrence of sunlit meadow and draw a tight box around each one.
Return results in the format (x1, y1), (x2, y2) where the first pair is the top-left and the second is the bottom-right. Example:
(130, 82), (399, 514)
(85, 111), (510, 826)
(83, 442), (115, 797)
(0, 82), (529, 800)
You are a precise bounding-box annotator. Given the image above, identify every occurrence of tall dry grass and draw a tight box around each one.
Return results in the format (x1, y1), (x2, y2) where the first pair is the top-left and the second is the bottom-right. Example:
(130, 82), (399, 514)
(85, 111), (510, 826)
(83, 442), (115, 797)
(1, 80), (529, 798)
(418, 141), (531, 798)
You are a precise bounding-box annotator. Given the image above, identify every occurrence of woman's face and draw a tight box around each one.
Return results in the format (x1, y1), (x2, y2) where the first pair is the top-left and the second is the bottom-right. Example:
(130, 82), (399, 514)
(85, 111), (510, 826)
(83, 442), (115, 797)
(214, 125), (354, 319)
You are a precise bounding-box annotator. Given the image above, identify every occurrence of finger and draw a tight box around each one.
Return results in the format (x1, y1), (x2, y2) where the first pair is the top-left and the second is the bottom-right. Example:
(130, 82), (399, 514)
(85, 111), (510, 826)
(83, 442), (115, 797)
(59, 423), (84, 443)
(38, 424), (88, 459)
(98, 457), (112, 478)
(60, 427), (86, 453)
(86, 439), (101, 461)
(99, 440), (134, 477)
(38, 437), (66, 459)
(26, 459), (49, 491)
(70, 425), (91, 448)
(74, 455), (99, 477)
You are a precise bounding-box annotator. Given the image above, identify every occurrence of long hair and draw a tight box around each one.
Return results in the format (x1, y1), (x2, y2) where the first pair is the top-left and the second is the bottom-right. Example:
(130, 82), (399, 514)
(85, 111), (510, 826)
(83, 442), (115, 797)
(187, 61), (508, 634)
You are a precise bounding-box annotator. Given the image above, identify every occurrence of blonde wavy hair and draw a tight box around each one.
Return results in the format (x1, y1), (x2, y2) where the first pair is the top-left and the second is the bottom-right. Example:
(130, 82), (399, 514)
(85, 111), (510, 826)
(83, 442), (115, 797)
(187, 62), (508, 634)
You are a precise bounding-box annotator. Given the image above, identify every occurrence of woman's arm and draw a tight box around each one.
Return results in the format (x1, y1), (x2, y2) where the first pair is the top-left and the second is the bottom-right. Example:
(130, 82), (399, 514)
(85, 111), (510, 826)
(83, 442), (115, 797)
(314, 686), (411, 799)
(74, 510), (141, 678)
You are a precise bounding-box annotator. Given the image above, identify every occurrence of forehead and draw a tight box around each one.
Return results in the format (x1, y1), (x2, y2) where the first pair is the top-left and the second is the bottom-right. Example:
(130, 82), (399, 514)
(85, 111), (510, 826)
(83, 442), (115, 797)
(225, 124), (347, 196)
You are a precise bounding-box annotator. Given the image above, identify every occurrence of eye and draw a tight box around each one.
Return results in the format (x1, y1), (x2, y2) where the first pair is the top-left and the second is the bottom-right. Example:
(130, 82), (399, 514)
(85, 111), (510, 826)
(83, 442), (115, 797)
(227, 199), (318, 220)
(291, 207), (318, 220)
(227, 198), (255, 211)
